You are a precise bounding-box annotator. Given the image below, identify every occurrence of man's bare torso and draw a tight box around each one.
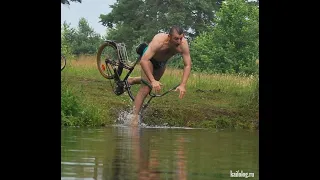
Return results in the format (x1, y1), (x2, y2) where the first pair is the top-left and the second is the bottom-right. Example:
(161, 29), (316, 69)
(152, 33), (186, 62)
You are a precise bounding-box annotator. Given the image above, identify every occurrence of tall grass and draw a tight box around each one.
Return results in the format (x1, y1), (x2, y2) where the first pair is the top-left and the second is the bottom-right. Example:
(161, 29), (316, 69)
(63, 54), (258, 92)
(61, 76), (107, 127)
(61, 55), (259, 129)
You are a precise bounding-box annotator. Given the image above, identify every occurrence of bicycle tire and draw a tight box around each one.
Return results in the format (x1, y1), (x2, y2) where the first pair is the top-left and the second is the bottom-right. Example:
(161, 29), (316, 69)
(61, 55), (66, 71)
(97, 41), (123, 79)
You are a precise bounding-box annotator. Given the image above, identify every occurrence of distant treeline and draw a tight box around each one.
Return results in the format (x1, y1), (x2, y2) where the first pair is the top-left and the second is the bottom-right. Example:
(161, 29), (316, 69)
(61, 0), (259, 75)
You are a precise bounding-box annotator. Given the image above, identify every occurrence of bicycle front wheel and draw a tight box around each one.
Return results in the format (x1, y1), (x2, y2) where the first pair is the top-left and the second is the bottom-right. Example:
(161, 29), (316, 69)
(97, 41), (123, 79)
(61, 55), (66, 71)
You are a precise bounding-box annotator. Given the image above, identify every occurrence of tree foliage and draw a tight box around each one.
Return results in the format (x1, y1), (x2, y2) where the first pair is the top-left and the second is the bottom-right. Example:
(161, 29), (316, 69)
(61, 18), (104, 56)
(99, 0), (224, 50)
(61, 0), (259, 75)
(61, 0), (82, 5)
(190, 0), (259, 74)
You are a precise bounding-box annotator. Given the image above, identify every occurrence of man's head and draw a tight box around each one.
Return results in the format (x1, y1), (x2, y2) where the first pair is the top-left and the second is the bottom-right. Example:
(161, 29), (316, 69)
(168, 26), (184, 47)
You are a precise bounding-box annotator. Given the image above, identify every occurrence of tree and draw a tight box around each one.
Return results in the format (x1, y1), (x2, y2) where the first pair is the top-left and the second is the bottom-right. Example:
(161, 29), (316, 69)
(99, 0), (224, 50)
(61, 0), (82, 5)
(61, 21), (76, 56)
(190, 0), (259, 74)
(62, 18), (104, 56)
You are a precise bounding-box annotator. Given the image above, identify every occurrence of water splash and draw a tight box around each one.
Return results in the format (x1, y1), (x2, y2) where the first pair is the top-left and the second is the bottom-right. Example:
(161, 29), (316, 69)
(114, 109), (203, 129)
(115, 109), (138, 126)
(115, 109), (166, 128)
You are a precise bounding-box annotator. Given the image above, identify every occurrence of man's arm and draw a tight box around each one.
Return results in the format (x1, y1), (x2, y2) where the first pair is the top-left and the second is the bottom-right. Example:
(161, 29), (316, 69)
(139, 38), (162, 83)
(180, 40), (192, 87)
(175, 39), (192, 99)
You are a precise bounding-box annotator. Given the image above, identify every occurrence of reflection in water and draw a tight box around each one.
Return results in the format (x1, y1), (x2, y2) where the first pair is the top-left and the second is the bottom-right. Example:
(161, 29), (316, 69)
(132, 127), (160, 180)
(61, 127), (259, 180)
(176, 137), (187, 180)
(109, 126), (187, 180)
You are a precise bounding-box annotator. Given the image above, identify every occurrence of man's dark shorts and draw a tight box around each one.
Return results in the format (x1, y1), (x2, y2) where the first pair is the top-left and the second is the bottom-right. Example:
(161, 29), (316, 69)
(136, 43), (167, 70)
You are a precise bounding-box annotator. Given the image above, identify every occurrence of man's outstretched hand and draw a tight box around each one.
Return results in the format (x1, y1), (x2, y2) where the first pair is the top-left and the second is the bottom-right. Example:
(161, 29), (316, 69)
(175, 85), (186, 99)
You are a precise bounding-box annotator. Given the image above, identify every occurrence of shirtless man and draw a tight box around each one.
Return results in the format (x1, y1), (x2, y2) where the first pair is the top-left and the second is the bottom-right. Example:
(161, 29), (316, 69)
(119, 26), (192, 126)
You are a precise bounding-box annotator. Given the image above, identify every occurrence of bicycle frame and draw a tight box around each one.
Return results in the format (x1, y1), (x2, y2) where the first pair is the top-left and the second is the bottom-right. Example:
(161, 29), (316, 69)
(140, 79), (179, 109)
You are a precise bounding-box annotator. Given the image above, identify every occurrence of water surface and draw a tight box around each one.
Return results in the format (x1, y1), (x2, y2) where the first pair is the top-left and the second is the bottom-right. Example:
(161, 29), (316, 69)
(61, 126), (259, 180)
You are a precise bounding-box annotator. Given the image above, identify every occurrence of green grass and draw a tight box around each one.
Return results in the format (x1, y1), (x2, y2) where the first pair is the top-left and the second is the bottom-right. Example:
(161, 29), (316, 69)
(61, 55), (259, 129)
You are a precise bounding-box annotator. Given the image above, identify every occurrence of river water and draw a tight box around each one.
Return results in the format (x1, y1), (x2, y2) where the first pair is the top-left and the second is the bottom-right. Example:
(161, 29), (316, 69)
(61, 125), (258, 180)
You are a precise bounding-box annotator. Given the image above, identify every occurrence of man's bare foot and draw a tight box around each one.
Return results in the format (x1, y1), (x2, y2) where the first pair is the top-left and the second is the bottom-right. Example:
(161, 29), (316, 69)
(127, 77), (133, 85)
(131, 114), (139, 127)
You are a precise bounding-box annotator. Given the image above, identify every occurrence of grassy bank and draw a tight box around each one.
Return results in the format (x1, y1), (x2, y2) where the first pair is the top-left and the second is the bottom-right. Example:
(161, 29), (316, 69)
(61, 55), (259, 129)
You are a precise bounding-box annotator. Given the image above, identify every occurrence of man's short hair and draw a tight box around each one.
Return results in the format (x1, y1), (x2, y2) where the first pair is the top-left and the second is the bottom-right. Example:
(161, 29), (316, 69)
(169, 26), (184, 35)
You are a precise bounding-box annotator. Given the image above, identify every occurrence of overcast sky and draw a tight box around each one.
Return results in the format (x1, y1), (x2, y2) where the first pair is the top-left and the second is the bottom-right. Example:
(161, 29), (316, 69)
(61, 0), (117, 36)
(61, 0), (257, 36)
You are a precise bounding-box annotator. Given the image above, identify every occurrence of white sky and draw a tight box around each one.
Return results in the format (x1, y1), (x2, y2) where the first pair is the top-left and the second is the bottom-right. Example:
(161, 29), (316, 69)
(61, 0), (117, 36)
(61, 0), (258, 36)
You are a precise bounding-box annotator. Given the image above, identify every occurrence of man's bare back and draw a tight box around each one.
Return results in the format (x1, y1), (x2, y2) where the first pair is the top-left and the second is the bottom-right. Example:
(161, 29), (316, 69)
(151, 33), (186, 62)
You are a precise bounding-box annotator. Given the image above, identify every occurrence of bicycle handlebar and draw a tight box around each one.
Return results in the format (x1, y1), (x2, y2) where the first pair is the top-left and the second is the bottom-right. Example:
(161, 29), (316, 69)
(141, 79), (180, 97)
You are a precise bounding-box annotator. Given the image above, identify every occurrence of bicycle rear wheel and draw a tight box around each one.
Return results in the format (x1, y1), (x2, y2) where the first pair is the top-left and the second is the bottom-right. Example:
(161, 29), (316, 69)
(97, 41), (123, 79)
(61, 55), (66, 71)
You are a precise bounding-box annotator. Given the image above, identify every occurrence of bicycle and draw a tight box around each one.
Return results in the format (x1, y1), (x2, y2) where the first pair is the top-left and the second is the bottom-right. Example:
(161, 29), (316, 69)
(61, 54), (66, 71)
(96, 40), (179, 110)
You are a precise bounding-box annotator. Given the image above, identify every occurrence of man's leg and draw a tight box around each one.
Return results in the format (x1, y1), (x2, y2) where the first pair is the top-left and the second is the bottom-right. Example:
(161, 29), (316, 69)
(131, 64), (167, 126)
(128, 77), (141, 85)
(131, 62), (153, 126)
